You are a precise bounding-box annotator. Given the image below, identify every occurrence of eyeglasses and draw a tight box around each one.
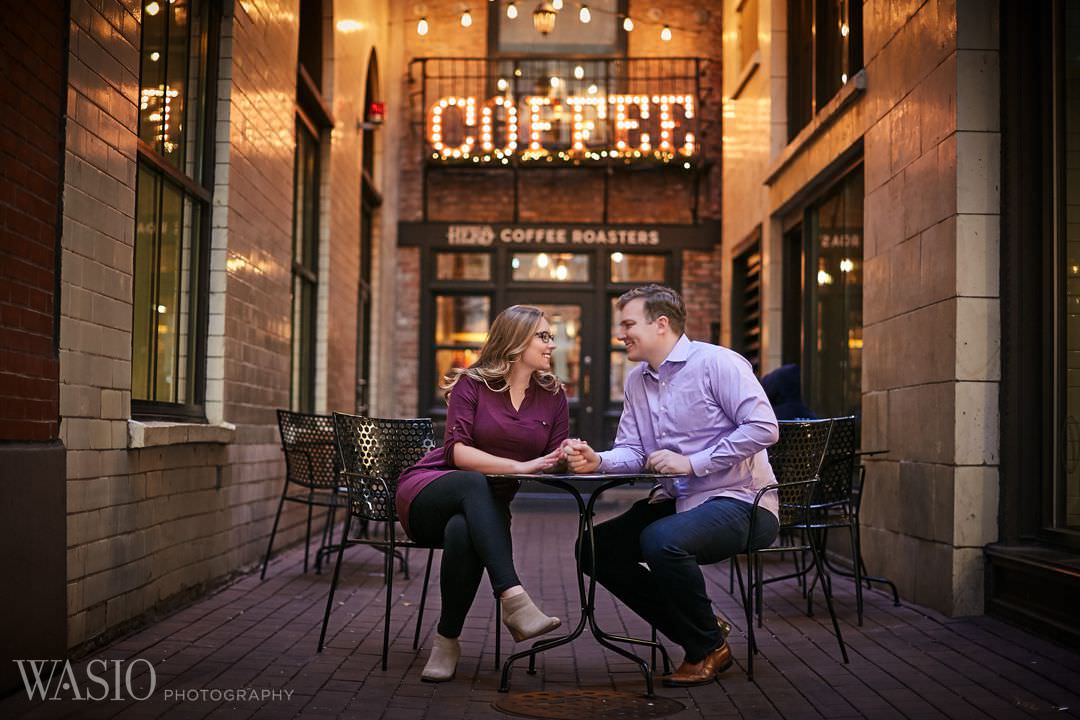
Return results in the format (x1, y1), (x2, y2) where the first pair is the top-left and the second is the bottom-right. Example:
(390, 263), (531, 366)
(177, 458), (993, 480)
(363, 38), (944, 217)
(534, 331), (556, 343)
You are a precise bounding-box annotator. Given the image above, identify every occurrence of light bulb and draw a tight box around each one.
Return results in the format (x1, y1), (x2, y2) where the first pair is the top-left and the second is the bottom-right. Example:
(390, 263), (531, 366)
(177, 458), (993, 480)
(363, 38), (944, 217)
(417, 16), (429, 35)
(497, 77), (508, 91)
(579, 5), (591, 23)
(507, 1), (518, 19)
(660, 25), (672, 42)
(461, 9), (472, 27)
(552, 0), (562, 8)
(840, 23), (849, 37)
(145, 1), (160, 16)
(574, 65), (584, 80)
(623, 16), (634, 31)
(550, 76), (560, 88)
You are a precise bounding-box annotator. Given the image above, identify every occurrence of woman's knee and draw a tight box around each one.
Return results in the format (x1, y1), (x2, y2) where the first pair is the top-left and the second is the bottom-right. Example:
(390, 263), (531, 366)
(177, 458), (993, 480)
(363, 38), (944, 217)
(442, 513), (473, 553)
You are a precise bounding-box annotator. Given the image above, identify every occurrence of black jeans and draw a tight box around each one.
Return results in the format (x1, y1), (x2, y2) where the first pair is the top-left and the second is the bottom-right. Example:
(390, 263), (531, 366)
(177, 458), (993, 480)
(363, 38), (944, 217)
(408, 470), (520, 638)
(580, 496), (779, 662)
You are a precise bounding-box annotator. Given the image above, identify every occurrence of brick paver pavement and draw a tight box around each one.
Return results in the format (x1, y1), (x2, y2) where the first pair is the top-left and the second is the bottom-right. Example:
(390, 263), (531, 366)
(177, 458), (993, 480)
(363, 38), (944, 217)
(4, 494), (1079, 719)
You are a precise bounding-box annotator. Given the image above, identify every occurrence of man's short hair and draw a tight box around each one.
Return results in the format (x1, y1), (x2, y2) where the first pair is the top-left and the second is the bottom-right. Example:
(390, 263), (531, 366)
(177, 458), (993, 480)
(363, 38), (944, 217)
(617, 284), (686, 336)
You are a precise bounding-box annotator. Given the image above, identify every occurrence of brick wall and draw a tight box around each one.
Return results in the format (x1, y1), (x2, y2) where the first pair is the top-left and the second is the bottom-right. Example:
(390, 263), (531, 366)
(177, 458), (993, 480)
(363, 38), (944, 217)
(0, 0), (67, 441)
(60, 0), (397, 649)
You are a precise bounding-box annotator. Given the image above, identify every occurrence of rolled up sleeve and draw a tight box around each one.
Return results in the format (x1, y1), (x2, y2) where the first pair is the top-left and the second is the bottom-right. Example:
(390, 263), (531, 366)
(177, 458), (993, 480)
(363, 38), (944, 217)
(443, 377), (480, 468)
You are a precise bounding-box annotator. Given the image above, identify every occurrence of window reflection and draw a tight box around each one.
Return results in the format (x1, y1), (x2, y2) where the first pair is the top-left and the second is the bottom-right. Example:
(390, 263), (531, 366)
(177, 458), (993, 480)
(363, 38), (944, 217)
(434, 295), (490, 400)
(530, 304), (581, 400)
(610, 252), (666, 283)
(511, 253), (589, 282)
(436, 252), (491, 280)
(806, 166), (863, 418)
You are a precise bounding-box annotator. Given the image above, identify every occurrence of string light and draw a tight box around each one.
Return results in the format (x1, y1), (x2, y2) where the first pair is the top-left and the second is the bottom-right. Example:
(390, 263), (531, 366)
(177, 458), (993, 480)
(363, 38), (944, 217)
(661, 25), (672, 42)
(623, 16), (634, 32)
(552, 0), (562, 8)
(579, 5), (591, 23)
(507, 1), (518, 19)
(573, 65), (584, 80)
(460, 9), (472, 27)
(417, 16), (428, 35)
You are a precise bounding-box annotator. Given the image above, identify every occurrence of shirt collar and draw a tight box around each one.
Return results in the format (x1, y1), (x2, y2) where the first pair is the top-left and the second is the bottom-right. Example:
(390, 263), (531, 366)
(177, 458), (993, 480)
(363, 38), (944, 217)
(642, 335), (692, 378)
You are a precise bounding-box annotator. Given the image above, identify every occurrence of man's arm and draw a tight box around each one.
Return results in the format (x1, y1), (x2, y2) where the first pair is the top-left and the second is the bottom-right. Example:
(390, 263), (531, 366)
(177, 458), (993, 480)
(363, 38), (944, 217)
(686, 352), (779, 477)
(596, 371), (647, 473)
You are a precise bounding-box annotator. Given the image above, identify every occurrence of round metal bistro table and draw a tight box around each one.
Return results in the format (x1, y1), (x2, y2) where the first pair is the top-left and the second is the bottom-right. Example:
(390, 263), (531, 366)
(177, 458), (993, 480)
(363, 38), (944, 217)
(487, 472), (679, 697)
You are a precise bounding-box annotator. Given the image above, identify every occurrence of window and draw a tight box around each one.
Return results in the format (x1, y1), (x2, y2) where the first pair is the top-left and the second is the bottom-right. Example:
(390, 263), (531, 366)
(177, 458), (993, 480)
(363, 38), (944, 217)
(787, 0), (863, 140)
(1058, 1), (1080, 531)
(805, 166), (863, 417)
(782, 166), (863, 418)
(511, 252), (590, 282)
(132, 0), (219, 417)
(290, 0), (331, 413)
(433, 295), (491, 402)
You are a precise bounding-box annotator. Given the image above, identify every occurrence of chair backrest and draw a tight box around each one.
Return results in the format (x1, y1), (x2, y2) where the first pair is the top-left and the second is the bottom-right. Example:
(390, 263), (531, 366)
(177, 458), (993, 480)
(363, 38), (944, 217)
(277, 410), (339, 490)
(812, 415), (858, 507)
(767, 419), (834, 527)
(332, 413), (436, 522)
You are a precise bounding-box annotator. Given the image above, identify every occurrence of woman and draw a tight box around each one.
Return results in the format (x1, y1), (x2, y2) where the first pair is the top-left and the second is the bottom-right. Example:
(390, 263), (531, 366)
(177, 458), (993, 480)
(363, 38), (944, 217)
(396, 305), (569, 683)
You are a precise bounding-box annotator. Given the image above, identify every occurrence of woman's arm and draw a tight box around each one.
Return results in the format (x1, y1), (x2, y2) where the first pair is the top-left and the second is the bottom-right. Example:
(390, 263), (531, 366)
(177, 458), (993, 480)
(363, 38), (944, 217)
(452, 443), (561, 475)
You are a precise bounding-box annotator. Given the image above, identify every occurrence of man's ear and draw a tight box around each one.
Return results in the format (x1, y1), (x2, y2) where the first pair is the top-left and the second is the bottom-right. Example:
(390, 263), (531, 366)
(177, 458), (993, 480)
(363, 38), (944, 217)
(655, 315), (670, 333)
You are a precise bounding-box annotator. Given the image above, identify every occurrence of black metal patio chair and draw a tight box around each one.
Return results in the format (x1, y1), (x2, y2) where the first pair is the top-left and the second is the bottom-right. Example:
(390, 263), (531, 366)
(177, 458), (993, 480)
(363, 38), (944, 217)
(318, 412), (502, 671)
(735, 418), (849, 680)
(802, 416), (899, 624)
(261, 410), (346, 579)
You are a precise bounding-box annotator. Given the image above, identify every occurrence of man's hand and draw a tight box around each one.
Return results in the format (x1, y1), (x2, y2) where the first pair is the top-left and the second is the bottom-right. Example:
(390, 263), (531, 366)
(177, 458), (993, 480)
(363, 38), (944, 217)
(561, 438), (601, 473)
(646, 449), (692, 475)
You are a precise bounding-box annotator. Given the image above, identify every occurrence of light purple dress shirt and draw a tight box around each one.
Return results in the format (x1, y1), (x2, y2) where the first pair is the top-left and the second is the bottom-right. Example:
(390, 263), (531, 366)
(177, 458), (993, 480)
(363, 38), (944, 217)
(598, 335), (780, 518)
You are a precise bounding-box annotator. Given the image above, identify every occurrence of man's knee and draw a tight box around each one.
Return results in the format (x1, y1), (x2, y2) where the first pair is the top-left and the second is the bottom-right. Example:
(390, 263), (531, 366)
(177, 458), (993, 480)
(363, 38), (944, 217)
(639, 523), (685, 567)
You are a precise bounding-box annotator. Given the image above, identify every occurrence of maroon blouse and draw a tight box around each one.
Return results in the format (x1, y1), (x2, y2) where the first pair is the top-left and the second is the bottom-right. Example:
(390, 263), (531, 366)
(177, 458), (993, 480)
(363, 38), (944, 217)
(396, 375), (569, 538)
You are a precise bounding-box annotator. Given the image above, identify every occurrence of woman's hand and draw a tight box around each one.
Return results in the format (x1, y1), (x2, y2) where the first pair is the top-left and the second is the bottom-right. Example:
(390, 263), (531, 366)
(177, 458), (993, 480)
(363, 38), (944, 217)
(514, 448), (564, 474)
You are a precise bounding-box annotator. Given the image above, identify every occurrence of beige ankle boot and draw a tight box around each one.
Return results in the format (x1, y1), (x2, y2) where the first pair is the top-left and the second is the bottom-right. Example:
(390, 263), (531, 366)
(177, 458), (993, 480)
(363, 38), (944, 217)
(500, 591), (561, 642)
(420, 634), (460, 682)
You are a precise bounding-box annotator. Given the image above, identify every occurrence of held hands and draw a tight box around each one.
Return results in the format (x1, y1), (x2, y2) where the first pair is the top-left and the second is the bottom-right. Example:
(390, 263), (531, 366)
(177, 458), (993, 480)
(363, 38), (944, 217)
(515, 447), (564, 475)
(645, 449), (692, 475)
(561, 439), (601, 474)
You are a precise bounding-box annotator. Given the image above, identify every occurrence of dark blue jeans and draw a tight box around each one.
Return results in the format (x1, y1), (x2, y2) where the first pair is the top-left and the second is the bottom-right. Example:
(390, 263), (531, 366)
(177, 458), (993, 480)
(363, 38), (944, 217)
(580, 496), (779, 662)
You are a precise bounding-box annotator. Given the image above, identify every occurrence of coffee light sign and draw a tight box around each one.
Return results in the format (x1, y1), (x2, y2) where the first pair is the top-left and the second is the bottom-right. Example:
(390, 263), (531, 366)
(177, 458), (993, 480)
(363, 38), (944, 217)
(427, 92), (698, 164)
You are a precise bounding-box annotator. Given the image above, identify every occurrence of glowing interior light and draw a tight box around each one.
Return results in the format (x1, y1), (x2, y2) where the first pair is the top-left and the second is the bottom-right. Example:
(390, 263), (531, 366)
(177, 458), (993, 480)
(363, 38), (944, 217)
(574, 65), (585, 80)
(537, 253), (550, 268)
(579, 5), (591, 23)
(145, 1), (160, 16)
(661, 25), (672, 42)
(461, 9), (472, 27)
(417, 17), (429, 35)
(623, 16), (634, 32)
(497, 77), (508, 92)
(552, 0), (562, 8)
(612, 252), (624, 263)
(507, 1), (518, 19)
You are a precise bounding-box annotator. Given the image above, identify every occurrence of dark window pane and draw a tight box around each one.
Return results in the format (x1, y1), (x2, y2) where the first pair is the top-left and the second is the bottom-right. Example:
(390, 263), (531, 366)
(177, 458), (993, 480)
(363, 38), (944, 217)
(806, 166), (863, 418)
(436, 252), (491, 280)
(138, 1), (168, 151)
(132, 166), (160, 400)
(610, 252), (666, 283)
(434, 295), (490, 345)
(290, 122), (320, 413)
(787, 0), (813, 139)
(511, 252), (589, 282)
(1061, 1), (1080, 529)
(132, 168), (200, 404)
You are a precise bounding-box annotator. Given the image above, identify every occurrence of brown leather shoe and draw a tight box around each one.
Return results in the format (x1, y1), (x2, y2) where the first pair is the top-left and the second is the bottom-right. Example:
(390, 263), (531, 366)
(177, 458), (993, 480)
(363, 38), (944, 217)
(662, 642), (733, 687)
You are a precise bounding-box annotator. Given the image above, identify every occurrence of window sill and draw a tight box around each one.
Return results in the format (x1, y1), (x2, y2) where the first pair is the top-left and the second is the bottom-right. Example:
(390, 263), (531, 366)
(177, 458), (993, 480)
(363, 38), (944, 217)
(127, 419), (236, 448)
(765, 68), (867, 187)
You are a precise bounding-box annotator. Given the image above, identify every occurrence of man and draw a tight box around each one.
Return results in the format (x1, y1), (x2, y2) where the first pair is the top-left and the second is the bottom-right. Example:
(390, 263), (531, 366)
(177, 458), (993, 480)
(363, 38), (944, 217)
(563, 284), (780, 686)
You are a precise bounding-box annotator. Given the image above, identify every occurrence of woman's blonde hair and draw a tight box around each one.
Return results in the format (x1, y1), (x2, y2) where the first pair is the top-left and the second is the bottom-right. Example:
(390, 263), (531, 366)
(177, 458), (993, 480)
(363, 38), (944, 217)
(442, 305), (562, 398)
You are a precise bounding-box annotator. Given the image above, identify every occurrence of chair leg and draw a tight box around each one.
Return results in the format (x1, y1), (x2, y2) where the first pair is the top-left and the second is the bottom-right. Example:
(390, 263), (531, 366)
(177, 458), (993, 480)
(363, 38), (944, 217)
(745, 551), (756, 681)
(849, 518), (864, 626)
(808, 531), (848, 664)
(728, 557), (735, 593)
(303, 492), (315, 574)
(755, 554), (764, 628)
(732, 555), (747, 608)
(382, 534), (395, 671)
(413, 548), (435, 650)
(316, 493), (340, 575)
(260, 483), (289, 580)
(494, 598), (502, 671)
(318, 514), (352, 652)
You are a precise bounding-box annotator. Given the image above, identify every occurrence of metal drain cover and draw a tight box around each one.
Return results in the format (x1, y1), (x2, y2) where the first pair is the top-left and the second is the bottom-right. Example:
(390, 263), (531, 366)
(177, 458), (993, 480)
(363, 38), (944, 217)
(493, 689), (685, 720)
